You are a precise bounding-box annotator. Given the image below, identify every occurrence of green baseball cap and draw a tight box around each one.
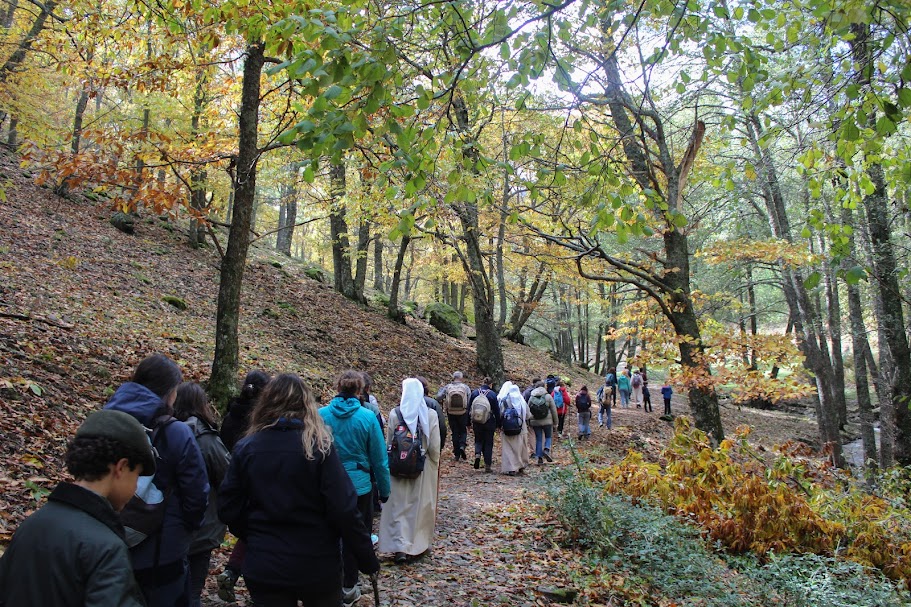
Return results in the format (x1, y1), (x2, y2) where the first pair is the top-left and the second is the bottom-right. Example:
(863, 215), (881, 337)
(76, 410), (156, 475)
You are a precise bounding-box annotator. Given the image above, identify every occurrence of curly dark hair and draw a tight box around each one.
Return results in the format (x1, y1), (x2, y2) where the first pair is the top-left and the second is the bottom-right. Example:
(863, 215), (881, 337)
(65, 436), (148, 481)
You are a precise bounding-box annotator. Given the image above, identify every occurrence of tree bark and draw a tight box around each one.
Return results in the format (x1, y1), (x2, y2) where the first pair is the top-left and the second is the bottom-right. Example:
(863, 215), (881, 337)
(388, 235), (411, 323)
(189, 66), (209, 248)
(209, 41), (264, 411)
(329, 160), (357, 300)
(373, 230), (384, 292)
(0, 0), (56, 84)
(504, 261), (549, 342)
(851, 23), (911, 465)
(353, 221), (369, 301)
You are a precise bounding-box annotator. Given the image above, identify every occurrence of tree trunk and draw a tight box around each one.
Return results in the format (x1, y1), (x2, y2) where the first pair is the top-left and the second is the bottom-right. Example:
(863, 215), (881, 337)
(71, 83), (90, 154)
(275, 164), (298, 256)
(209, 42), (264, 411)
(3, 0), (18, 29)
(504, 261), (549, 342)
(824, 258), (847, 427)
(188, 66), (209, 248)
(329, 160), (357, 300)
(850, 24), (911, 464)
(353, 221), (369, 301)
(388, 235), (411, 323)
(496, 210), (508, 329)
(373, 231), (384, 292)
(6, 115), (16, 147)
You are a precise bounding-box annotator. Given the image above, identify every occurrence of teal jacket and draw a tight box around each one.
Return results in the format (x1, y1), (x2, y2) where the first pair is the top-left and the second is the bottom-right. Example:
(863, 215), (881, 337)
(319, 396), (391, 498)
(617, 374), (631, 392)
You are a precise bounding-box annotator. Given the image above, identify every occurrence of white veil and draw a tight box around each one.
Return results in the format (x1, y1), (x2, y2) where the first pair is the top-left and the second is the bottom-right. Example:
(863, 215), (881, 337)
(399, 378), (430, 437)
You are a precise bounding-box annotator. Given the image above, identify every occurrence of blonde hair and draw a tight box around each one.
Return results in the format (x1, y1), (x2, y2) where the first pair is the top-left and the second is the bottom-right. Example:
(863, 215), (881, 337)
(247, 373), (333, 460)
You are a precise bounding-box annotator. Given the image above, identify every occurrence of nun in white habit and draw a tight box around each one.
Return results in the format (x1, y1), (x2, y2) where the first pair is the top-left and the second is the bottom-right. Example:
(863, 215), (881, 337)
(378, 377), (441, 563)
(498, 381), (531, 475)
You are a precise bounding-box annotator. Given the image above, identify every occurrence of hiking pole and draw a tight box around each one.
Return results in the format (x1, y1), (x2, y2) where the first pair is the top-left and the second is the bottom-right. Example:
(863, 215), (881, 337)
(370, 572), (380, 607)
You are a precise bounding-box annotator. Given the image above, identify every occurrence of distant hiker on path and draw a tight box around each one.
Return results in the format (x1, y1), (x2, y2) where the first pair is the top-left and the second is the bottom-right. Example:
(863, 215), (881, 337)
(600, 368), (617, 425)
(521, 378), (539, 404)
(528, 381), (558, 465)
(173, 383), (231, 607)
(319, 370), (391, 606)
(217, 369), (269, 602)
(437, 371), (472, 461)
(575, 386), (593, 440)
(0, 410), (153, 607)
(417, 376), (448, 450)
(499, 381), (531, 476)
(104, 354), (209, 607)
(470, 377), (500, 473)
(617, 369), (632, 409)
(219, 373), (379, 607)
(379, 378), (441, 564)
(555, 380), (570, 437)
(641, 368), (652, 413)
(631, 369), (644, 409)
(661, 382), (673, 416)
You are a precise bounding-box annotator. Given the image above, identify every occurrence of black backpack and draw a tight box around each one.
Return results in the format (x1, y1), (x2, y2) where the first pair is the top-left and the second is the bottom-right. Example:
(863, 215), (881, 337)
(501, 401), (523, 436)
(388, 407), (426, 479)
(119, 415), (175, 548)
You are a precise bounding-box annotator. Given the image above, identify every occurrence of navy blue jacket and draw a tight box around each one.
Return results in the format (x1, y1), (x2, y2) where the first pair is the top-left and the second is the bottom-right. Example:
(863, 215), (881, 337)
(470, 385), (500, 430)
(104, 382), (209, 570)
(218, 418), (379, 591)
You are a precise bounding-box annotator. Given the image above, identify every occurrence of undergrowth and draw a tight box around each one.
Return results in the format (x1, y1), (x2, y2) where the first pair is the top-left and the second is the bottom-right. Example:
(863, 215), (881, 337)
(542, 436), (910, 606)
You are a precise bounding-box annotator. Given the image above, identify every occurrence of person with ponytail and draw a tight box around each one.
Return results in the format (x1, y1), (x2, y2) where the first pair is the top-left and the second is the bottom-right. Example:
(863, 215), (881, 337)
(218, 374), (379, 607)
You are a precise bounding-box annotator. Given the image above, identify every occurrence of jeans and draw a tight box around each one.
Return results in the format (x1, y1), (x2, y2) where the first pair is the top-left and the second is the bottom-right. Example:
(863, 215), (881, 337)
(598, 404), (612, 429)
(248, 583), (342, 607)
(577, 411), (591, 437)
(473, 422), (495, 466)
(188, 551), (212, 607)
(619, 389), (630, 408)
(448, 413), (468, 456)
(533, 425), (553, 459)
(342, 493), (374, 588)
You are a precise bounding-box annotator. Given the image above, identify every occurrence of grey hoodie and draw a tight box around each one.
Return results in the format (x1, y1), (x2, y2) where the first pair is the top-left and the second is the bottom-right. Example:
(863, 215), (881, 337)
(527, 387), (558, 427)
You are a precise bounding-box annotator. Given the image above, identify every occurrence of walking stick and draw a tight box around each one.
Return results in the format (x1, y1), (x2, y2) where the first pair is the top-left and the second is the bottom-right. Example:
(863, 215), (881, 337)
(370, 572), (380, 607)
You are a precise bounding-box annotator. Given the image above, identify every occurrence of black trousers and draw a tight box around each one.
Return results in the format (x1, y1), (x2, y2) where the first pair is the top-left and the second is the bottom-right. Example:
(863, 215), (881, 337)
(472, 422), (495, 465)
(449, 413), (468, 456)
(557, 413), (566, 433)
(643, 388), (652, 412)
(342, 492), (374, 588)
(664, 398), (672, 415)
(248, 583), (342, 607)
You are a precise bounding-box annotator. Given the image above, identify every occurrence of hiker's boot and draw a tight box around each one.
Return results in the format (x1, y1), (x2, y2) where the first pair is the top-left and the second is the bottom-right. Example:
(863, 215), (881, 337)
(543, 450), (553, 463)
(394, 552), (408, 564)
(473, 456), (481, 469)
(217, 568), (239, 603)
(537, 457), (544, 466)
(484, 464), (492, 473)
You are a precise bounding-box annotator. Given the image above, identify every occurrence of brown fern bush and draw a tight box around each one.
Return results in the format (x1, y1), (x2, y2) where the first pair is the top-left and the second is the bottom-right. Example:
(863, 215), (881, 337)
(590, 417), (911, 586)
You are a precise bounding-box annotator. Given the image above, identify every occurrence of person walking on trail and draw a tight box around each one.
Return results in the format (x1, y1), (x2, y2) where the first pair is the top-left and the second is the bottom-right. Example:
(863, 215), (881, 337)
(554, 380), (571, 437)
(319, 370), (390, 606)
(498, 382), (531, 476)
(527, 381), (558, 465)
(0, 410), (153, 607)
(617, 368), (632, 409)
(469, 377), (500, 473)
(219, 374), (379, 607)
(104, 354), (209, 607)
(600, 368), (617, 425)
(379, 378), (441, 564)
(217, 370), (269, 602)
(173, 383), (231, 607)
(596, 380), (613, 430)
(661, 382), (673, 416)
(522, 378), (539, 404)
(630, 369), (644, 409)
(575, 386), (593, 440)
(417, 376), (448, 450)
(437, 371), (472, 461)
(640, 368), (652, 413)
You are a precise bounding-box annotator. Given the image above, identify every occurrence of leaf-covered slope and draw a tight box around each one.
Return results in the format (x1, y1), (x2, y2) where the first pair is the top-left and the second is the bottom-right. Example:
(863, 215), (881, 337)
(0, 150), (602, 539)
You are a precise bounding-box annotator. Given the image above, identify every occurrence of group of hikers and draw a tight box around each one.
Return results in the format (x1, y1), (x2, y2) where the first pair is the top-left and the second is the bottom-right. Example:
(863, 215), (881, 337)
(0, 354), (675, 607)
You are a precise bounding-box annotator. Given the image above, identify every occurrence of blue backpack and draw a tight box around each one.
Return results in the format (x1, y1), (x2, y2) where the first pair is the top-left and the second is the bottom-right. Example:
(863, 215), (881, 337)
(553, 389), (564, 408)
(501, 401), (523, 436)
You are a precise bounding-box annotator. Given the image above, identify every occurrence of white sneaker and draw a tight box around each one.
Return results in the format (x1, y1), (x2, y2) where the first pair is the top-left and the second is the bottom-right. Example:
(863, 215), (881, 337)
(342, 585), (361, 606)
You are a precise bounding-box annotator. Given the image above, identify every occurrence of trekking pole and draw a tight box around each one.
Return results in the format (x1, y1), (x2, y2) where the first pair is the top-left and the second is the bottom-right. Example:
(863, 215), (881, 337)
(370, 572), (380, 607)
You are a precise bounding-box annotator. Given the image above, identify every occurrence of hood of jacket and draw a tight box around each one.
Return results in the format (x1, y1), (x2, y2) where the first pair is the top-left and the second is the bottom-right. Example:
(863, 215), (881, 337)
(326, 395), (362, 419)
(103, 382), (166, 426)
(530, 386), (548, 398)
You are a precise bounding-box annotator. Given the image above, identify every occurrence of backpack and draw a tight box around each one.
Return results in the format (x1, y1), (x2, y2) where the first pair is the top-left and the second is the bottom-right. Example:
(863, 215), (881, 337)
(553, 388), (564, 409)
(528, 393), (550, 420)
(119, 415), (175, 548)
(600, 385), (613, 408)
(501, 401), (523, 436)
(606, 373), (616, 387)
(470, 389), (492, 424)
(446, 383), (471, 416)
(387, 407), (426, 479)
(631, 373), (642, 389)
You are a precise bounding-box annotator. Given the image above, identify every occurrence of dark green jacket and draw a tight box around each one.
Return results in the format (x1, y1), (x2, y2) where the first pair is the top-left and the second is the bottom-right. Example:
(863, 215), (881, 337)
(0, 483), (146, 607)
